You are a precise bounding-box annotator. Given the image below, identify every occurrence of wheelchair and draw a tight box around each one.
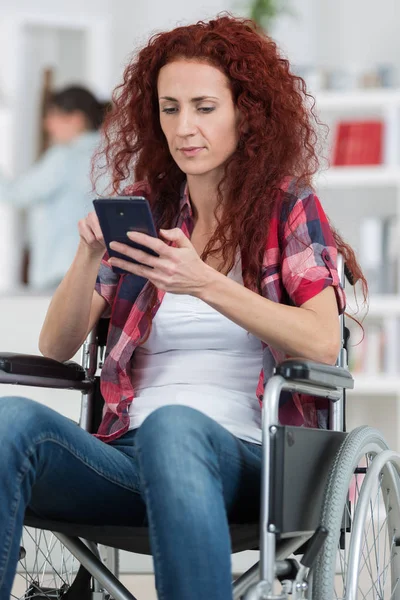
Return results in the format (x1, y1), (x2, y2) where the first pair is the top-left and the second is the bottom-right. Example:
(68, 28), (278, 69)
(1, 254), (400, 600)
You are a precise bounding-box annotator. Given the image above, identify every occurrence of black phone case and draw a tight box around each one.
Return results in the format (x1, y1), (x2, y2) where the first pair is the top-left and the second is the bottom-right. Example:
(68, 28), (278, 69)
(93, 196), (158, 275)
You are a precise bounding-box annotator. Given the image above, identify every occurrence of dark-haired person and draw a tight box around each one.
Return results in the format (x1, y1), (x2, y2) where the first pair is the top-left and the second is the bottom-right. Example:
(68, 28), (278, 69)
(0, 16), (367, 600)
(0, 85), (108, 289)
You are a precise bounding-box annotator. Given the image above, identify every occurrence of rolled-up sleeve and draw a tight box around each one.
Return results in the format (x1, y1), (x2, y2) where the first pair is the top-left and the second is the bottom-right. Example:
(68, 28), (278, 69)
(280, 192), (346, 313)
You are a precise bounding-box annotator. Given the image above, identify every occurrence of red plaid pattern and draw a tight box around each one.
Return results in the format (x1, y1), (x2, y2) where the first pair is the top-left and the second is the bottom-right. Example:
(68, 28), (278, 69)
(94, 177), (346, 442)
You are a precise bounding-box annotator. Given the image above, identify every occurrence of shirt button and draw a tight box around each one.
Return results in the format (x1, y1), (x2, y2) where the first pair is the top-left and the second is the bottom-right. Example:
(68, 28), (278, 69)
(322, 249), (330, 262)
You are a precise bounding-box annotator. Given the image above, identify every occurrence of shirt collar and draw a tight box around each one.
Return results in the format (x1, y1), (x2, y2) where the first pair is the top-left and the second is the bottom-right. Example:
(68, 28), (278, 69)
(179, 180), (192, 216)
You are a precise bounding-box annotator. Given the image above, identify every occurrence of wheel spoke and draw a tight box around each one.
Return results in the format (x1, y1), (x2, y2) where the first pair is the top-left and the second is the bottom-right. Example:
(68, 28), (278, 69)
(390, 575), (400, 599)
(369, 490), (381, 594)
(338, 461), (399, 598)
(311, 429), (400, 600)
(13, 528), (79, 599)
(23, 527), (67, 587)
(382, 500), (389, 588)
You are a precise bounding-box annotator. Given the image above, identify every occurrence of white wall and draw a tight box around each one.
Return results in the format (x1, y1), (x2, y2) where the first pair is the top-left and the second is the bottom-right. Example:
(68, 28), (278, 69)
(3, 0), (399, 106)
(0, 0), (110, 100)
(316, 0), (400, 84)
(0, 0), (324, 134)
(110, 0), (235, 85)
(270, 0), (318, 67)
(111, 0), (318, 86)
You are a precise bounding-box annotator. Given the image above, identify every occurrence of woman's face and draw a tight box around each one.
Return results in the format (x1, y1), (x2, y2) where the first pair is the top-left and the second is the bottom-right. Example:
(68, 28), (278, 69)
(157, 59), (240, 181)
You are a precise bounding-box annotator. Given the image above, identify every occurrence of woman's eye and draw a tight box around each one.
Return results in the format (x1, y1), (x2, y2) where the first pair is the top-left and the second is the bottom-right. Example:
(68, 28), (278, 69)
(161, 106), (215, 115)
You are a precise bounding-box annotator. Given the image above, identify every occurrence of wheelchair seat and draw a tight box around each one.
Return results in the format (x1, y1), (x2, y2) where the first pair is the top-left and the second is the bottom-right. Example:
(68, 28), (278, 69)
(24, 510), (260, 555)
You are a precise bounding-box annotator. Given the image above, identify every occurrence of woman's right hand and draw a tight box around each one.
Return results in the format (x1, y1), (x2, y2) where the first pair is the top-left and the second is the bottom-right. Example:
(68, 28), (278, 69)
(78, 211), (106, 255)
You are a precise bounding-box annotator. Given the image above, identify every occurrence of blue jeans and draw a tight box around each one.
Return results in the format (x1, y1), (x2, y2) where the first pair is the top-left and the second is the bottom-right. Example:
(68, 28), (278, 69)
(0, 397), (262, 600)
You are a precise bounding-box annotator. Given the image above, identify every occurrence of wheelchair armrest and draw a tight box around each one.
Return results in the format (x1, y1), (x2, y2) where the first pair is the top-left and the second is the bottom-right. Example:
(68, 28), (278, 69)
(0, 352), (92, 391)
(274, 358), (354, 390)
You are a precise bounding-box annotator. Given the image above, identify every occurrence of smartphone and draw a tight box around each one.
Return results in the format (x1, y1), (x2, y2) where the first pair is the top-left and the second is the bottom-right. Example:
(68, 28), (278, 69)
(93, 196), (158, 275)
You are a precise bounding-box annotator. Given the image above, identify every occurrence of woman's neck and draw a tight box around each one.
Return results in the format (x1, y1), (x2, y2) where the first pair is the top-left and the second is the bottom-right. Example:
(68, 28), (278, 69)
(186, 172), (224, 229)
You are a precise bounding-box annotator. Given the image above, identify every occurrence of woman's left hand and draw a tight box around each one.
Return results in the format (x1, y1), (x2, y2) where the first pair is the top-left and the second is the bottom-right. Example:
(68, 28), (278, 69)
(108, 228), (214, 296)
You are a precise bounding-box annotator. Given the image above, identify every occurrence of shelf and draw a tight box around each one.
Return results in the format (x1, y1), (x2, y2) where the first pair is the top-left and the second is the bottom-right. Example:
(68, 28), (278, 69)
(349, 375), (400, 395)
(314, 166), (400, 188)
(366, 295), (400, 316)
(315, 88), (400, 111)
(346, 295), (400, 319)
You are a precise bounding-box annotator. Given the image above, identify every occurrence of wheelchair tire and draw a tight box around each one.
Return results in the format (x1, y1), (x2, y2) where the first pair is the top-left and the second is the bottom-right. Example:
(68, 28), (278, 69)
(12, 527), (119, 600)
(311, 425), (400, 600)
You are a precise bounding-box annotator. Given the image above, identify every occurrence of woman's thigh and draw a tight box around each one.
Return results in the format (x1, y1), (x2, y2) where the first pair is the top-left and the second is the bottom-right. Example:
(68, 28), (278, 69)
(30, 431), (147, 526)
(4, 397), (261, 527)
(135, 404), (262, 523)
(0, 397), (147, 526)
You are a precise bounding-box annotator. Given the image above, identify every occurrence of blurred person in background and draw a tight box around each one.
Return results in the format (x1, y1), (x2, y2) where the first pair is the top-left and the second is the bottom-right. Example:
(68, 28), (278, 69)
(0, 85), (107, 290)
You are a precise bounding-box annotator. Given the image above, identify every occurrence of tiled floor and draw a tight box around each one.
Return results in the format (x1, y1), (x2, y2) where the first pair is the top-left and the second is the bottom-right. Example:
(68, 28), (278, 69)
(120, 575), (158, 599)
(11, 575), (158, 600)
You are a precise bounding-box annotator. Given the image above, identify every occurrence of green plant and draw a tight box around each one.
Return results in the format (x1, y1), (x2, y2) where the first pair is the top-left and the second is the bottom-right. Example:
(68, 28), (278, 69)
(249, 0), (292, 29)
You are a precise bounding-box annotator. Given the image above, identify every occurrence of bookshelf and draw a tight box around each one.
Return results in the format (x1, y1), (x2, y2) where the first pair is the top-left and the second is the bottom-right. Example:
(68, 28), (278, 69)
(316, 88), (400, 111)
(350, 375), (400, 395)
(313, 88), (400, 449)
(315, 166), (400, 188)
(367, 294), (400, 316)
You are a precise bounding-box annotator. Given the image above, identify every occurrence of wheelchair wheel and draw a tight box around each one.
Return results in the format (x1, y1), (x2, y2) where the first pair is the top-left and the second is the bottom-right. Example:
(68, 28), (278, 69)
(12, 526), (119, 599)
(311, 426), (400, 600)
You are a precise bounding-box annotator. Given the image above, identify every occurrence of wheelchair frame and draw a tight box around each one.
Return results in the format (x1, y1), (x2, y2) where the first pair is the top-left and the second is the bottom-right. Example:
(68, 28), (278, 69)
(1, 254), (384, 600)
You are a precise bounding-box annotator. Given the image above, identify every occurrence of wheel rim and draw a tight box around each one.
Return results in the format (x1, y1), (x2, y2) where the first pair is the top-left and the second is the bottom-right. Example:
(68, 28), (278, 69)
(334, 454), (400, 599)
(11, 527), (79, 599)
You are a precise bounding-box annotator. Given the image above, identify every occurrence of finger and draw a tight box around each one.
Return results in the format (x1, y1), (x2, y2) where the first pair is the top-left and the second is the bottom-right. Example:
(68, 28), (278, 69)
(126, 232), (170, 255)
(108, 257), (153, 278)
(109, 242), (158, 268)
(78, 220), (99, 245)
(159, 228), (191, 248)
(87, 212), (104, 242)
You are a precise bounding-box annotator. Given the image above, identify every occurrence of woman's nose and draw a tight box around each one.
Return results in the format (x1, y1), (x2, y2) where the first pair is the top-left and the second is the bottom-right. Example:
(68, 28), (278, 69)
(176, 109), (197, 137)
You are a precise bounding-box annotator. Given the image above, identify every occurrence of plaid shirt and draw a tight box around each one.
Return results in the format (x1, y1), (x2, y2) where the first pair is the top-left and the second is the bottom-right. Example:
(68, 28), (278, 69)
(94, 177), (346, 442)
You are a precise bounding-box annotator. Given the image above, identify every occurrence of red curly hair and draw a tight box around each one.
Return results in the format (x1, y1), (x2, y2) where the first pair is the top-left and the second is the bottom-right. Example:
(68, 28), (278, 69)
(95, 13), (366, 298)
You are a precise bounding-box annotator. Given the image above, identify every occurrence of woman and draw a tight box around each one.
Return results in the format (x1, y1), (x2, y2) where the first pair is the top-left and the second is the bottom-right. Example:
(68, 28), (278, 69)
(0, 16), (366, 600)
(0, 85), (107, 289)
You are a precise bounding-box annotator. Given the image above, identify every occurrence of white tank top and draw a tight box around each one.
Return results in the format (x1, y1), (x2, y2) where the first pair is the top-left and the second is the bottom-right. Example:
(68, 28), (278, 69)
(129, 258), (263, 444)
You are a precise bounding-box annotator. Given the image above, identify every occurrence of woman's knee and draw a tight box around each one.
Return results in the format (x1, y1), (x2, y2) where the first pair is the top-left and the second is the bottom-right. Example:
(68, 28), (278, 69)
(135, 406), (221, 502)
(0, 396), (50, 438)
(137, 405), (209, 447)
(135, 405), (215, 474)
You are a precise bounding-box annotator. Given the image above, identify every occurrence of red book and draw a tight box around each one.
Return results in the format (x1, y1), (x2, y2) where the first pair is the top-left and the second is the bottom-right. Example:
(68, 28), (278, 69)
(332, 120), (384, 166)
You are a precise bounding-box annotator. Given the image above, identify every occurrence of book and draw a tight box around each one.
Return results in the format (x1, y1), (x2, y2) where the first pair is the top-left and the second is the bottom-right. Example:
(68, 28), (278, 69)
(359, 216), (398, 295)
(348, 318), (399, 376)
(332, 120), (384, 166)
(382, 317), (400, 375)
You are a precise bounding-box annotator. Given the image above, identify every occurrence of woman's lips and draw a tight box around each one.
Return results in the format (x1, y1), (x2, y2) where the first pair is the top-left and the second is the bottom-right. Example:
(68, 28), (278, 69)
(179, 147), (204, 157)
